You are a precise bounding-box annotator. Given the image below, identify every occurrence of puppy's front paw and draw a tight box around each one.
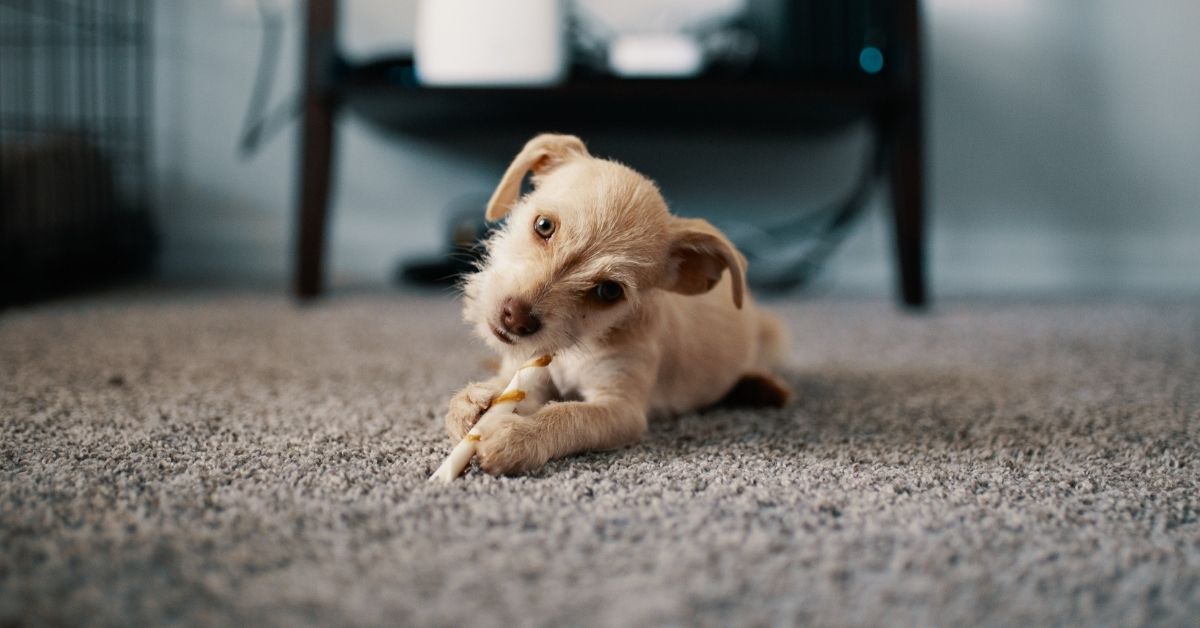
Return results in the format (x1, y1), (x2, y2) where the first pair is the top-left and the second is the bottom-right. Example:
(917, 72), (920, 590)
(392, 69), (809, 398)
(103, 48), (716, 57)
(445, 382), (501, 441)
(474, 413), (548, 476)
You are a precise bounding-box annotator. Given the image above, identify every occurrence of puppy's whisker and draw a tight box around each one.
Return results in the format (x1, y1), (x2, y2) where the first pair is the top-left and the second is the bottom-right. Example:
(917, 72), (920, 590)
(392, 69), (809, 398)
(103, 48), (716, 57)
(561, 330), (596, 360)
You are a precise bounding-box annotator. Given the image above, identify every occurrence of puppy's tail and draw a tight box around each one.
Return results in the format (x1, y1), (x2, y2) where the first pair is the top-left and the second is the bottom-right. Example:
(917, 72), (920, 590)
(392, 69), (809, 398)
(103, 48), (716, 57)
(756, 311), (790, 371)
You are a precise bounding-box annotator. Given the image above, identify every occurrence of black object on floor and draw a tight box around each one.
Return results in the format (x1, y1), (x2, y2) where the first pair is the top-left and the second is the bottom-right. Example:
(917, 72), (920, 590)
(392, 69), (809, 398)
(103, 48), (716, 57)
(1, 137), (157, 306)
(396, 199), (492, 288)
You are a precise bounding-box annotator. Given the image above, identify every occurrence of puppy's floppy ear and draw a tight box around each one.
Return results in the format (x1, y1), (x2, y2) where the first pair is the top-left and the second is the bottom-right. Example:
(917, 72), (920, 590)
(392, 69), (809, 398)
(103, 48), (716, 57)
(664, 217), (747, 309)
(485, 133), (589, 222)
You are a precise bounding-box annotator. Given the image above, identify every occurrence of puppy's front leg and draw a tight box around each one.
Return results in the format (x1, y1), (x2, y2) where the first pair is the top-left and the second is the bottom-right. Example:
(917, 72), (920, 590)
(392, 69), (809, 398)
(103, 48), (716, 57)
(444, 376), (508, 441)
(474, 399), (647, 476)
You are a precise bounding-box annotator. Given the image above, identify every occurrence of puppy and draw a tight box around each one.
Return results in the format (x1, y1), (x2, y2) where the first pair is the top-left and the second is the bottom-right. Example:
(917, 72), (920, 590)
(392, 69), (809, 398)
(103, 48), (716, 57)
(448, 134), (791, 475)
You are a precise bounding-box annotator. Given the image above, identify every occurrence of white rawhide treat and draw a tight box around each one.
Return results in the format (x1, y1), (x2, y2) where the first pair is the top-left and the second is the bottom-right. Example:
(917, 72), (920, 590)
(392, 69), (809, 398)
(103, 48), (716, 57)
(429, 355), (554, 482)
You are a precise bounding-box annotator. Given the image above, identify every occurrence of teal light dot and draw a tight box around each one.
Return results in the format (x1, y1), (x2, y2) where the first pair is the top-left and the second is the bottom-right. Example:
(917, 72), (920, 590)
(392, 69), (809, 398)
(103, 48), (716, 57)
(859, 46), (884, 74)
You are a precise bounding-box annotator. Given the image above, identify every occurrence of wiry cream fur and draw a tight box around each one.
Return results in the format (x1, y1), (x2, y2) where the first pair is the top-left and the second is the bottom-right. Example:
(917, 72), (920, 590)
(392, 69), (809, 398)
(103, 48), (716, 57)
(449, 134), (790, 475)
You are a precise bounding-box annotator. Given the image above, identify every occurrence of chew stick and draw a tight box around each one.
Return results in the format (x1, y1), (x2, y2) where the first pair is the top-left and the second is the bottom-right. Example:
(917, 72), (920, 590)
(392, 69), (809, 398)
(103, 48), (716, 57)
(429, 355), (553, 482)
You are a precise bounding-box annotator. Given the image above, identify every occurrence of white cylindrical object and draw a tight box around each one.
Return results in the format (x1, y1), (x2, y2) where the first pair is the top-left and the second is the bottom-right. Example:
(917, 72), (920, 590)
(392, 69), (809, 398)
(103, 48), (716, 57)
(414, 0), (567, 86)
(608, 34), (705, 78)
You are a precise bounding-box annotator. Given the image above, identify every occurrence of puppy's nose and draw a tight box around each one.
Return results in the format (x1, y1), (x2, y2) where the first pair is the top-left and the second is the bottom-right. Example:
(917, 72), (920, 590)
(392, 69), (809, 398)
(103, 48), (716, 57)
(501, 297), (541, 337)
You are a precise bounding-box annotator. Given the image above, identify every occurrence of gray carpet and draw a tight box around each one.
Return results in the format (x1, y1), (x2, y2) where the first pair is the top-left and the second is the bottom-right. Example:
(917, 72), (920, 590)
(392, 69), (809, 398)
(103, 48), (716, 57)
(1, 292), (1198, 627)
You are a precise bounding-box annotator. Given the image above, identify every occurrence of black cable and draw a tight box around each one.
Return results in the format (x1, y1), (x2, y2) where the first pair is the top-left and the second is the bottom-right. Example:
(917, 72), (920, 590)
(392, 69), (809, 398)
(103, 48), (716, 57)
(727, 126), (885, 291)
(238, 0), (299, 158)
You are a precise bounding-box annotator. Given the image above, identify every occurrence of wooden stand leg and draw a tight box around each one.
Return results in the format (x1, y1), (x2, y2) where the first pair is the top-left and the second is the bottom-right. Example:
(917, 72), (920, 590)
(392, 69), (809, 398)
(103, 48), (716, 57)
(888, 0), (927, 308)
(295, 99), (335, 299)
(294, 0), (337, 300)
(888, 105), (926, 308)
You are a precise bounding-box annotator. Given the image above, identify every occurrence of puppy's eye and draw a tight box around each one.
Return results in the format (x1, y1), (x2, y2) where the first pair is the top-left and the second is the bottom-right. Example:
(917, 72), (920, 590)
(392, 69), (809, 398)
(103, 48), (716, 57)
(533, 215), (555, 239)
(594, 281), (624, 303)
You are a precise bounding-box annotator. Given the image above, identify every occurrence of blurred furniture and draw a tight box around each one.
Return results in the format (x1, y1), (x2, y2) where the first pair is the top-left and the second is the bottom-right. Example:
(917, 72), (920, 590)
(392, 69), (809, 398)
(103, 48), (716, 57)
(0, 0), (157, 305)
(294, 0), (927, 307)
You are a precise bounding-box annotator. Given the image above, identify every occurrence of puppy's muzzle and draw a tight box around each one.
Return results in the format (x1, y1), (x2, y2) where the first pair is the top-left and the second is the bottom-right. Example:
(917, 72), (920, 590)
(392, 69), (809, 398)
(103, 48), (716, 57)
(500, 297), (541, 337)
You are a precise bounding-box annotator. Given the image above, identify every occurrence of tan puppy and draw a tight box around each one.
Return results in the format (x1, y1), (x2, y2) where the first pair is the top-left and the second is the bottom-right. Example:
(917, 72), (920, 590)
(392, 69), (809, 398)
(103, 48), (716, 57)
(448, 134), (791, 475)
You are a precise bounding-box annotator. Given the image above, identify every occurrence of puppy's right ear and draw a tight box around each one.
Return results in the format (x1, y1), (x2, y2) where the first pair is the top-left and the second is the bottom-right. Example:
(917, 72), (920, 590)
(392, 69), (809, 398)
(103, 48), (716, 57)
(485, 134), (589, 221)
(663, 217), (748, 309)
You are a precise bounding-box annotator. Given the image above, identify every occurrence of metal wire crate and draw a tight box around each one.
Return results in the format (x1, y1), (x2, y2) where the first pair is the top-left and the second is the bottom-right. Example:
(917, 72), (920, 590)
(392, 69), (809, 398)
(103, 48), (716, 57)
(0, 0), (156, 303)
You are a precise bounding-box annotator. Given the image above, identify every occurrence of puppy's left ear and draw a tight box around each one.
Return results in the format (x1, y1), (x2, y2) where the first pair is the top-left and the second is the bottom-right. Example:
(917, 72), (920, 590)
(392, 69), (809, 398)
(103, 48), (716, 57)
(485, 134), (589, 221)
(664, 217), (747, 309)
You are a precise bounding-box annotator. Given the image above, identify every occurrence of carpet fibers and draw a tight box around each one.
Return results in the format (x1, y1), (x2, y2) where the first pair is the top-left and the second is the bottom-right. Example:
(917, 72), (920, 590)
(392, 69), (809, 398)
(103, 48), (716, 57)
(1, 293), (1198, 627)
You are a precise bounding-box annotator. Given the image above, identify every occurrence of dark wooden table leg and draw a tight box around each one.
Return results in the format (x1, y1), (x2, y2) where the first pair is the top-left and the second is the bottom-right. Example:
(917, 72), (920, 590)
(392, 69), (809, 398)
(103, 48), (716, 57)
(294, 0), (338, 299)
(888, 0), (927, 308)
(888, 104), (926, 308)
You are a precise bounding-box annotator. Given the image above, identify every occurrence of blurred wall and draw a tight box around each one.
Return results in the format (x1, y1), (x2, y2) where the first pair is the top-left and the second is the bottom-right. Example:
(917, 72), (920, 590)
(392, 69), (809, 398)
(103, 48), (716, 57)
(153, 0), (1200, 295)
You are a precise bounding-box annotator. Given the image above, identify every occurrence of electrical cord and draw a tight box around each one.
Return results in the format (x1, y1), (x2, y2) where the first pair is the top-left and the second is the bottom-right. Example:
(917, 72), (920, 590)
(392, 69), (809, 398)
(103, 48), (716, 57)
(238, 0), (299, 158)
(724, 128), (883, 291)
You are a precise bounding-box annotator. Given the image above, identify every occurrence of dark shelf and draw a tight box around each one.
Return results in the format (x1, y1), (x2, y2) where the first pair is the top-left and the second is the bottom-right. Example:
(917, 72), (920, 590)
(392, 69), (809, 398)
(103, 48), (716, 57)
(336, 58), (899, 136)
